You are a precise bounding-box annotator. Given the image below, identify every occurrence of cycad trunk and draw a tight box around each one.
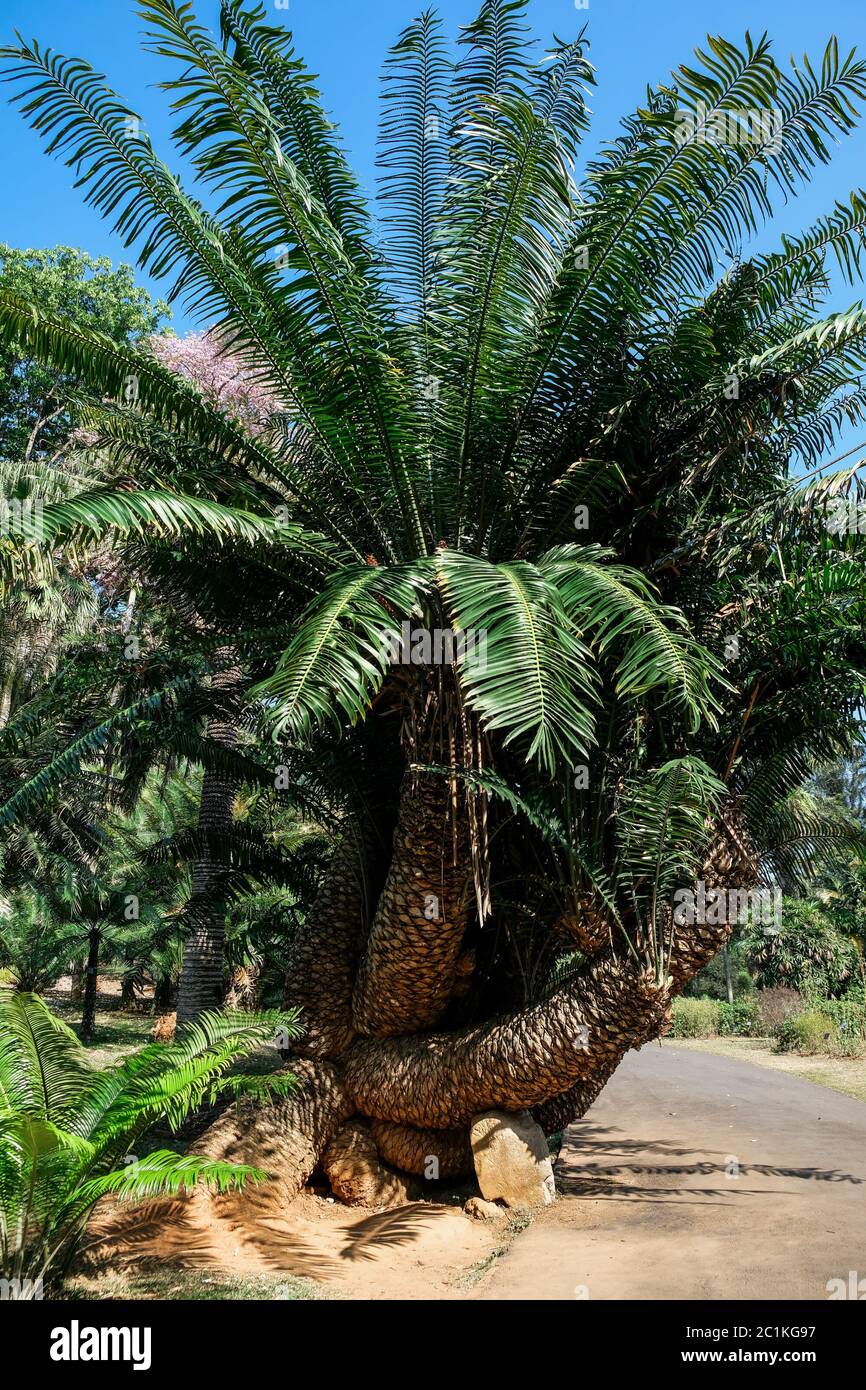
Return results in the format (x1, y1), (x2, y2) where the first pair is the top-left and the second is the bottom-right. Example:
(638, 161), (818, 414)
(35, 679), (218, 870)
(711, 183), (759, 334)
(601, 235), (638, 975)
(198, 783), (758, 1202)
(176, 661), (241, 1027)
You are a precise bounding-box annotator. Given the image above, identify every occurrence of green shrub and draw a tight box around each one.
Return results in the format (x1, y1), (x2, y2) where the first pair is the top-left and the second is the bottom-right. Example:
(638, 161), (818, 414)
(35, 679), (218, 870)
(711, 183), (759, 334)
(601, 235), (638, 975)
(0, 993), (303, 1298)
(670, 996), (720, 1038)
(822, 997), (866, 1041)
(775, 1006), (864, 1057)
(718, 999), (760, 1036)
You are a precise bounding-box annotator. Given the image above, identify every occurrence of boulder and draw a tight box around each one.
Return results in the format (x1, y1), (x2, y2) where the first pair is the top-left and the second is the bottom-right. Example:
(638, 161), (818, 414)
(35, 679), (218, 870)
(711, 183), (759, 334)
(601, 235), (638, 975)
(463, 1196), (505, 1223)
(323, 1119), (416, 1208)
(470, 1109), (556, 1209)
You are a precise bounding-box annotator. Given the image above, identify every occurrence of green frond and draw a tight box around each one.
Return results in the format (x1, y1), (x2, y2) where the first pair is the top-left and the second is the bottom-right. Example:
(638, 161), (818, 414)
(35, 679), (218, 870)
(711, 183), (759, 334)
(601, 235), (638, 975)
(378, 9), (451, 323)
(70, 1151), (266, 1209)
(0, 993), (90, 1121)
(251, 564), (431, 739)
(437, 550), (597, 773)
(539, 544), (724, 730)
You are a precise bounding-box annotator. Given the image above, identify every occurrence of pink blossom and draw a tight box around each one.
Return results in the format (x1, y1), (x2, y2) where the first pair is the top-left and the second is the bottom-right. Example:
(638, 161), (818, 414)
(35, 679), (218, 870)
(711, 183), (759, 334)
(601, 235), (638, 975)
(146, 331), (284, 435)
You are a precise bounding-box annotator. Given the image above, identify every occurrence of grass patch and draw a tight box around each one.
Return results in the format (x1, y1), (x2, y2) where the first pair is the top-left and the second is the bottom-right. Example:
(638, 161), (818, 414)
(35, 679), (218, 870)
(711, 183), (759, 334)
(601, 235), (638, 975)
(66, 1265), (338, 1301)
(455, 1210), (533, 1291)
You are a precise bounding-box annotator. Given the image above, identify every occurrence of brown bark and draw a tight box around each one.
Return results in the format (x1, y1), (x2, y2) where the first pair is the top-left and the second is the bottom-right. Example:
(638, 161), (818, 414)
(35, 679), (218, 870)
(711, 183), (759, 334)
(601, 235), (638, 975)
(368, 1119), (472, 1180)
(193, 1059), (353, 1213)
(80, 927), (101, 1043)
(192, 800), (761, 1200)
(352, 774), (471, 1037)
(322, 1120), (415, 1206)
(345, 953), (670, 1129)
(669, 799), (760, 991)
(532, 1056), (625, 1133)
(176, 661), (241, 1027)
(283, 833), (369, 1059)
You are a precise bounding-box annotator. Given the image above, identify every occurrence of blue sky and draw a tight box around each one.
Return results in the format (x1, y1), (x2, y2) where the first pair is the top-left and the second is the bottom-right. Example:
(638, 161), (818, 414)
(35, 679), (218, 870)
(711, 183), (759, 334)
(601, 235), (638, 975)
(1, 0), (865, 464)
(3, 0), (865, 309)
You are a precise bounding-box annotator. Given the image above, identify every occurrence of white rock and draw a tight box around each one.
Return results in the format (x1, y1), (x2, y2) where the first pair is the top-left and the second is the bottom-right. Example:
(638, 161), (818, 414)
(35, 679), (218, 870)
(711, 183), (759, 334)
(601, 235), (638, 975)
(470, 1109), (556, 1210)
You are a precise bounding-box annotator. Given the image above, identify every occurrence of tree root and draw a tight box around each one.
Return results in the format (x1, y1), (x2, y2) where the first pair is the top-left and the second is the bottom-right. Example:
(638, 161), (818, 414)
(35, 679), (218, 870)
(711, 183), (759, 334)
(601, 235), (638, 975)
(192, 1059), (354, 1214)
(368, 1118), (472, 1180)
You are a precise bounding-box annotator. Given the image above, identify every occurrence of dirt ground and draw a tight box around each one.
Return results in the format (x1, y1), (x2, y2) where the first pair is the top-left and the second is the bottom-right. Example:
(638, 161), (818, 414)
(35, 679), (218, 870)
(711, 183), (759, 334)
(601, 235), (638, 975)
(76, 1187), (505, 1301)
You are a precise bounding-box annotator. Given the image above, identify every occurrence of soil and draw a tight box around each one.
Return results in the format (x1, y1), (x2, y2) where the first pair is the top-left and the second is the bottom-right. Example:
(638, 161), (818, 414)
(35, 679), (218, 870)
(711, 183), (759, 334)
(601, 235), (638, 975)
(79, 1187), (500, 1301)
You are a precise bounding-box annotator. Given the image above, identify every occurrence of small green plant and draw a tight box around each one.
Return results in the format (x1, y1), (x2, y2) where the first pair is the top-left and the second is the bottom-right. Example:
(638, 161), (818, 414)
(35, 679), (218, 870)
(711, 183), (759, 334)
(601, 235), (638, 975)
(0, 992), (300, 1298)
(670, 996), (720, 1038)
(775, 1009), (837, 1055)
(717, 999), (760, 1036)
(0, 891), (79, 993)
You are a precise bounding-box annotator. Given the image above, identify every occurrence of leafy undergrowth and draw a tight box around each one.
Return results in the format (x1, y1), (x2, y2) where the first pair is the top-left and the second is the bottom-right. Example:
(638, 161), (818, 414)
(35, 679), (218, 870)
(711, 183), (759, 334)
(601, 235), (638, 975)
(65, 1265), (339, 1301)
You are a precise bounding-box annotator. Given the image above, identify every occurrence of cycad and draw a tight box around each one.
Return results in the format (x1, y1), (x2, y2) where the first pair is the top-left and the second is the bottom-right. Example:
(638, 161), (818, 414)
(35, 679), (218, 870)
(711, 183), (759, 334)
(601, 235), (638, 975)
(0, 992), (300, 1296)
(1, 2), (865, 1194)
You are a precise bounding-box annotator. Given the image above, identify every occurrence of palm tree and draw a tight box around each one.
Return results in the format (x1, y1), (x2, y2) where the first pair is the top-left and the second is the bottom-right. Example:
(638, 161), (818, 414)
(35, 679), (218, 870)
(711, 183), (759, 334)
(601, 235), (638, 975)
(0, 992), (300, 1297)
(2, 1), (866, 1194)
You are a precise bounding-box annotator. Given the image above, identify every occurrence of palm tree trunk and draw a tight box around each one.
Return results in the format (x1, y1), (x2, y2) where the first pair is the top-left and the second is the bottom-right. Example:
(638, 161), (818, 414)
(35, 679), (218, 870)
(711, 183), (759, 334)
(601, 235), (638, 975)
(283, 832), (370, 1058)
(723, 945), (734, 1004)
(192, 1060), (353, 1210)
(69, 958), (84, 1006)
(176, 660), (241, 1027)
(352, 774), (470, 1036)
(345, 952), (670, 1129)
(197, 800), (760, 1189)
(80, 927), (101, 1043)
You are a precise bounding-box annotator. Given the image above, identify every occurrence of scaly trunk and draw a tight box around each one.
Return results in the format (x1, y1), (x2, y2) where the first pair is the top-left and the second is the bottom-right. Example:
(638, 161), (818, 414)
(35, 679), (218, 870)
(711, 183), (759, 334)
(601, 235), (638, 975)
(197, 798), (760, 1194)
(192, 1060), (353, 1211)
(283, 833), (370, 1058)
(345, 952), (670, 1129)
(69, 958), (84, 1006)
(352, 774), (470, 1037)
(80, 927), (100, 1043)
(176, 661), (240, 1027)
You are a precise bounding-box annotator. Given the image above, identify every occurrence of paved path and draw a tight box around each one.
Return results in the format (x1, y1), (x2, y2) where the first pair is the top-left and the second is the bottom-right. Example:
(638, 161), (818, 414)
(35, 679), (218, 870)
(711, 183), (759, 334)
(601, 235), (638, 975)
(478, 1043), (866, 1300)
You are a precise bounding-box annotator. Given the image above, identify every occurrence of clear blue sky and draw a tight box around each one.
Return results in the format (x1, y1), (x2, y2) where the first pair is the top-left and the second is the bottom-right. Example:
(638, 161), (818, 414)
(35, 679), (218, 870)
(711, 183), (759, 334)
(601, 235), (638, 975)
(1, 0), (865, 462)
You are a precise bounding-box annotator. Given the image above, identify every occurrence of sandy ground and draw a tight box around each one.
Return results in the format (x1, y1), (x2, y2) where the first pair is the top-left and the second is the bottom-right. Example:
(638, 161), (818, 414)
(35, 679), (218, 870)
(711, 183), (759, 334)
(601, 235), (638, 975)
(477, 1042), (866, 1301)
(81, 1187), (499, 1301)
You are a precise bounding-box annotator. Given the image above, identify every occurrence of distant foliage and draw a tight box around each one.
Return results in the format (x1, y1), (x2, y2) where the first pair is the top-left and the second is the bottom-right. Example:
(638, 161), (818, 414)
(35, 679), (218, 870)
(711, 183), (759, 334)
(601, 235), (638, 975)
(744, 899), (860, 996)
